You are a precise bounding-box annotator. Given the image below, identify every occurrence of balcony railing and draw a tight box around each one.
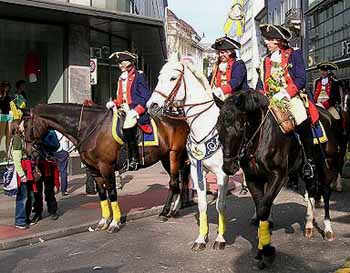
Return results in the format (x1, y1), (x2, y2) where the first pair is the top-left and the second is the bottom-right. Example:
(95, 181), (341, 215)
(60, 0), (165, 19)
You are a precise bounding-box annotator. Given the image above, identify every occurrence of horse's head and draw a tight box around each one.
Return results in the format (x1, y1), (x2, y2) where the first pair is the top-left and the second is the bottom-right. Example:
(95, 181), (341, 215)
(216, 90), (268, 175)
(147, 54), (186, 117)
(22, 107), (49, 157)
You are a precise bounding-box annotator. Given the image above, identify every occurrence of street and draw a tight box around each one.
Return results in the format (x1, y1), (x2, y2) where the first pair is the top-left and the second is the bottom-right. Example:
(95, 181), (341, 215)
(1, 187), (349, 273)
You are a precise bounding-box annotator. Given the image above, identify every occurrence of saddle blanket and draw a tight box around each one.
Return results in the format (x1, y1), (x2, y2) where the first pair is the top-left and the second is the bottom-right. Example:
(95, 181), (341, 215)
(112, 111), (159, 147)
(312, 121), (328, 145)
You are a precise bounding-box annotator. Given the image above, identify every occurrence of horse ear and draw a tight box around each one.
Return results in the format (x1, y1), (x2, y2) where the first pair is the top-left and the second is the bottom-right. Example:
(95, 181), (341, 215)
(234, 93), (244, 109)
(213, 93), (224, 109)
(168, 51), (180, 62)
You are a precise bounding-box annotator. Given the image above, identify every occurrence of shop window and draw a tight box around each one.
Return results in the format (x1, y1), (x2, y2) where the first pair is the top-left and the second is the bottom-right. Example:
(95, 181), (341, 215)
(0, 19), (64, 162)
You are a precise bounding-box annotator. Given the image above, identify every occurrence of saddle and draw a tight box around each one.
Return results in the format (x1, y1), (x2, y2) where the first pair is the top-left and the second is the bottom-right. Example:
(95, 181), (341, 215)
(112, 111), (159, 147)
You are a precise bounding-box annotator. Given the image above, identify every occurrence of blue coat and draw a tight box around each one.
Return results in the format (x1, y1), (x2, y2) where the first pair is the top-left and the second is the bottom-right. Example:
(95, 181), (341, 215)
(256, 49), (306, 93)
(115, 70), (151, 125)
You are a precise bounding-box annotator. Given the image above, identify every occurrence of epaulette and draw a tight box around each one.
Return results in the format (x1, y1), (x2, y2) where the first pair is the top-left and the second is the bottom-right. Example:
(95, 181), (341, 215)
(331, 76), (338, 82)
(292, 47), (300, 50)
(138, 70), (144, 74)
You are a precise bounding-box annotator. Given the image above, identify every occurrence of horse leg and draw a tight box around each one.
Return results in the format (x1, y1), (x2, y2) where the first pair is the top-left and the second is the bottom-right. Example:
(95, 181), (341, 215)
(322, 183), (335, 241)
(191, 163), (208, 251)
(179, 162), (192, 208)
(304, 196), (315, 238)
(213, 170), (228, 250)
(254, 172), (286, 269)
(169, 151), (183, 217)
(94, 176), (112, 231)
(106, 171), (122, 233)
(158, 158), (179, 221)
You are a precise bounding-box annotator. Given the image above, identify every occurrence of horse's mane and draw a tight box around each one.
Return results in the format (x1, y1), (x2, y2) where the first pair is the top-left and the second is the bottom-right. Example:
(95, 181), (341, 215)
(183, 62), (211, 92)
(225, 90), (269, 112)
(34, 103), (107, 114)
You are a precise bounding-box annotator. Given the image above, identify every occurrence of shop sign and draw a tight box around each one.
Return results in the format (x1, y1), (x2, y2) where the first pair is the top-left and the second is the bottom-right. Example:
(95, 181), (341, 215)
(90, 58), (97, 85)
(341, 40), (350, 56)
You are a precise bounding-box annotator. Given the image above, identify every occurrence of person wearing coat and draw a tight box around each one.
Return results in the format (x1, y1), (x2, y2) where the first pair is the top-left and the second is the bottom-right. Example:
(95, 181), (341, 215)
(106, 51), (151, 171)
(210, 36), (249, 100)
(256, 24), (318, 193)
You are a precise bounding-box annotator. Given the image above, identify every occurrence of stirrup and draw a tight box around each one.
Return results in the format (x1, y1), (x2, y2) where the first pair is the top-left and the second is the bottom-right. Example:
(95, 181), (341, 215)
(123, 159), (139, 171)
(302, 160), (314, 179)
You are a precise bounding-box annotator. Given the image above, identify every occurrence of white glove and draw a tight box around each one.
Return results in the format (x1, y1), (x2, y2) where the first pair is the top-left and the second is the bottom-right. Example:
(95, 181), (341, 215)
(272, 90), (291, 101)
(20, 175), (27, 183)
(106, 101), (116, 109)
(212, 87), (225, 101)
(127, 109), (139, 119)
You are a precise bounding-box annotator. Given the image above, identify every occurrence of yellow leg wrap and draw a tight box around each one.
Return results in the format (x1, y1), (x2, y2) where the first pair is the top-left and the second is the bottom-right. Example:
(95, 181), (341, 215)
(218, 213), (226, 236)
(111, 201), (122, 222)
(258, 221), (271, 250)
(199, 213), (208, 236)
(100, 200), (111, 219)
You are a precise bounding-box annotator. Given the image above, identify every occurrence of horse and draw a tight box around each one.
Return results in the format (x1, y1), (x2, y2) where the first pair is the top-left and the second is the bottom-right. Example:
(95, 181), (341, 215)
(146, 54), (231, 251)
(21, 103), (190, 232)
(215, 90), (339, 269)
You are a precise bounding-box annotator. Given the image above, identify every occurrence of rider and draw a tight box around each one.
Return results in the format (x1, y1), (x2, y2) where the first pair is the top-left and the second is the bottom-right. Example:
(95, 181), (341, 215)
(313, 62), (342, 120)
(210, 36), (249, 100)
(106, 51), (152, 171)
(257, 24), (319, 189)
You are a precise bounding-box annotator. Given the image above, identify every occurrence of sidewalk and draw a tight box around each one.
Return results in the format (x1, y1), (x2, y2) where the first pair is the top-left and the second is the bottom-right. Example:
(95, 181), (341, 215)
(0, 162), (241, 250)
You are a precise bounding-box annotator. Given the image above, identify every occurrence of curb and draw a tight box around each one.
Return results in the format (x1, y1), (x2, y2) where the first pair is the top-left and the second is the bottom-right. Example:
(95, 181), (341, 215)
(0, 205), (167, 251)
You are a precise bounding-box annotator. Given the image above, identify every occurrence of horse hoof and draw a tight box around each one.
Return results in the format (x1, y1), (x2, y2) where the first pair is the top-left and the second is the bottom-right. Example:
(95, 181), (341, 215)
(170, 210), (180, 218)
(261, 245), (276, 268)
(325, 231), (335, 241)
(305, 228), (313, 239)
(191, 242), (206, 251)
(213, 241), (225, 250)
(95, 223), (109, 231)
(158, 215), (169, 222)
(107, 225), (120, 233)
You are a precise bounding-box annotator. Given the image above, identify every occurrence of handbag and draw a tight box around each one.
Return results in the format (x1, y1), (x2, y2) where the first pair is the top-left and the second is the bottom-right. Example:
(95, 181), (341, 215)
(2, 138), (18, 196)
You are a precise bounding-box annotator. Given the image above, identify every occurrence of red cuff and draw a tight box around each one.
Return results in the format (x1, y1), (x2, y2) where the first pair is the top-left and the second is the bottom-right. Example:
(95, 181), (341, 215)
(112, 99), (119, 106)
(221, 84), (233, 95)
(322, 101), (330, 109)
(134, 105), (145, 115)
(139, 124), (153, 134)
(286, 84), (298, 97)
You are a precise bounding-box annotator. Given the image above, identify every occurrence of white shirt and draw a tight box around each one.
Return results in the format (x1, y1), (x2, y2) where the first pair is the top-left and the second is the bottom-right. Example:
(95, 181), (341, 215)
(55, 130), (72, 152)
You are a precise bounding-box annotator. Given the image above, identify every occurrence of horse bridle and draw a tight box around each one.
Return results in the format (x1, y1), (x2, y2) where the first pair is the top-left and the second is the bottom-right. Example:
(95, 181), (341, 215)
(225, 109), (270, 166)
(153, 64), (214, 120)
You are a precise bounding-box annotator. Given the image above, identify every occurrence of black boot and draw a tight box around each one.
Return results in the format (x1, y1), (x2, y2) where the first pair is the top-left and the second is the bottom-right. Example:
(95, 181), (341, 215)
(123, 127), (139, 171)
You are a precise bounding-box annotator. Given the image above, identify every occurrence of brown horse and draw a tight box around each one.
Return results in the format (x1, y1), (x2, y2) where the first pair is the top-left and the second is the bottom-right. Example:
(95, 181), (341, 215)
(22, 103), (190, 232)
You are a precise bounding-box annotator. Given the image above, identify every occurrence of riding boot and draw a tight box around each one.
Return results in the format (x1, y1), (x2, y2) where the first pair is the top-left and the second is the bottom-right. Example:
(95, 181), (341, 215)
(123, 127), (139, 171)
(296, 120), (317, 196)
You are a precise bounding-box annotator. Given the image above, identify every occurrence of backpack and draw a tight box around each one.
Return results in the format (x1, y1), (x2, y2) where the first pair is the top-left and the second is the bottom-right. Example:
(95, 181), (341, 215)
(42, 130), (60, 153)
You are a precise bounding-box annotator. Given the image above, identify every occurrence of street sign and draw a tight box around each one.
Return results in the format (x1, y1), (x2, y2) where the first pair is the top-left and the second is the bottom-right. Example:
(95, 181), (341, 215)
(90, 58), (97, 85)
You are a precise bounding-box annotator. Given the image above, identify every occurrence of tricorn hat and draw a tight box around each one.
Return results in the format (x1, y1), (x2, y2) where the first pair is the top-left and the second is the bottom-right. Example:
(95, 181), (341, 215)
(211, 36), (241, 50)
(260, 24), (292, 41)
(109, 51), (138, 63)
(317, 62), (338, 71)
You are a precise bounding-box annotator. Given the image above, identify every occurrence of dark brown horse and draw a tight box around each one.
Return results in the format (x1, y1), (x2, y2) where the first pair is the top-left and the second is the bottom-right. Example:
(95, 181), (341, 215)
(216, 90), (339, 269)
(22, 103), (190, 232)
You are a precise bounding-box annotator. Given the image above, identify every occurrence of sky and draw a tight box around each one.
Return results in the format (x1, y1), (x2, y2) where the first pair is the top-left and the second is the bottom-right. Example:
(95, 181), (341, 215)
(167, 0), (233, 44)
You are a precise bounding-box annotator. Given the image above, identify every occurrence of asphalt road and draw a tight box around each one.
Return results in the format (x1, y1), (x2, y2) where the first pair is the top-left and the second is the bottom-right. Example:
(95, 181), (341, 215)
(1, 188), (349, 273)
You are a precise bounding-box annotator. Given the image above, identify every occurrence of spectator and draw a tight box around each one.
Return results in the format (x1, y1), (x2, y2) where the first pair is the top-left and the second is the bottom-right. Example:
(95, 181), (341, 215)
(12, 122), (35, 229)
(15, 80), (27, 109)
(0, 81), (12, 159)
(53, 130), (70, 196)
(31, 132), (60, 223)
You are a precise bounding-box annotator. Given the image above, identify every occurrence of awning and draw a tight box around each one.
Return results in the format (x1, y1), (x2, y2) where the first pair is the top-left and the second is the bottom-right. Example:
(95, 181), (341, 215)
(0, 0), (167, 74)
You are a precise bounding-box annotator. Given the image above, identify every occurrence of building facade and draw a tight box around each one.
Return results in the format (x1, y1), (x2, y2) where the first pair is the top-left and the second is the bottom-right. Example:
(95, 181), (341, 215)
(166, 9), (204, 70)
(306, 0), (350, 89)
(0, 0), (167, 169)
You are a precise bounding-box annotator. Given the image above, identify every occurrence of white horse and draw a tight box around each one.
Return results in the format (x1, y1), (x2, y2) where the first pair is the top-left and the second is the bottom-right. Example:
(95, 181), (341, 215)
(147, 54), (229, 250)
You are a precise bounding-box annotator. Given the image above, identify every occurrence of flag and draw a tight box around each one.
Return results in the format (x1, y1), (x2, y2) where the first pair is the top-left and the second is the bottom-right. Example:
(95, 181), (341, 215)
(223, 0), (245, 38)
